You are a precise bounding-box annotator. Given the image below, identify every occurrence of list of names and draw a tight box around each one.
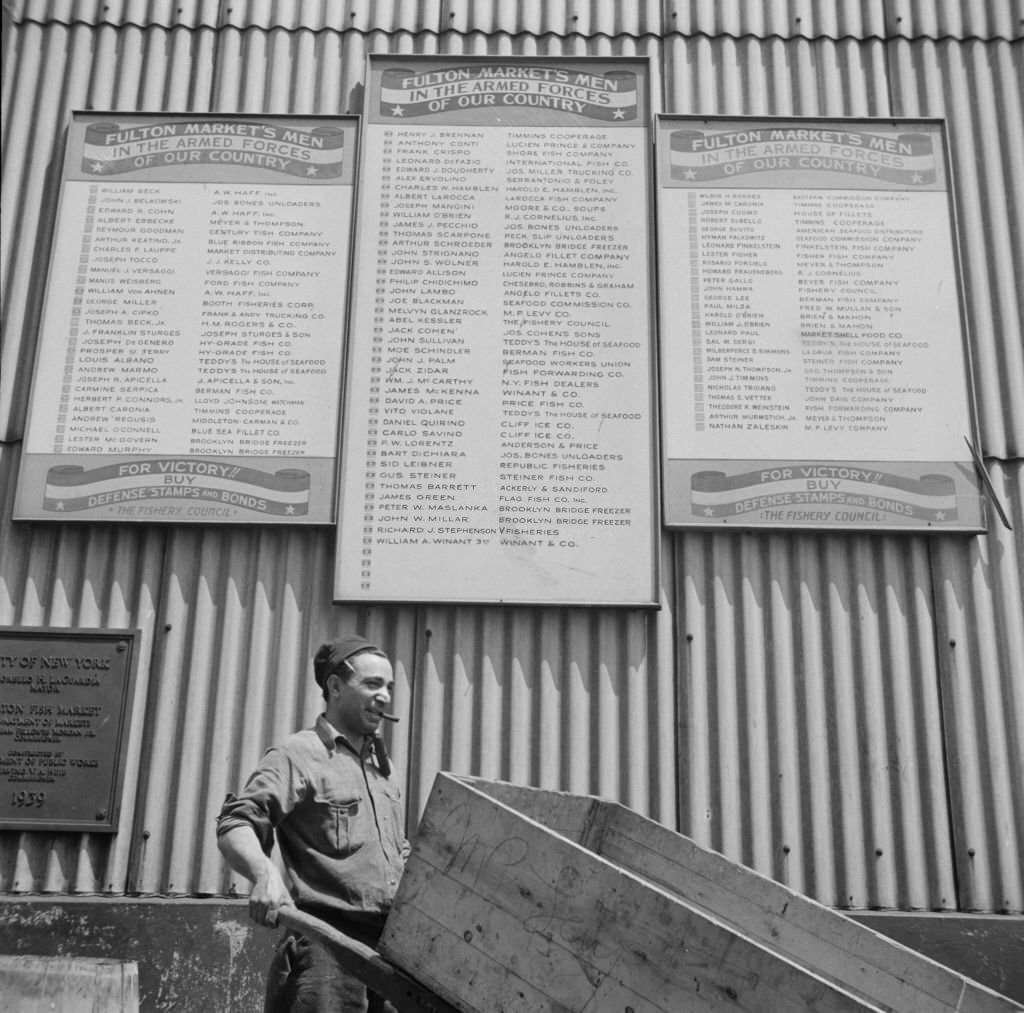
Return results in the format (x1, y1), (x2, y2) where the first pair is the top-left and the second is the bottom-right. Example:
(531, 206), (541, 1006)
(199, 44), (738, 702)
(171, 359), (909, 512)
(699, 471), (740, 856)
(337, 59), (656, 603)
(53, 183), (343, 460)
(688, 190), (933, 441)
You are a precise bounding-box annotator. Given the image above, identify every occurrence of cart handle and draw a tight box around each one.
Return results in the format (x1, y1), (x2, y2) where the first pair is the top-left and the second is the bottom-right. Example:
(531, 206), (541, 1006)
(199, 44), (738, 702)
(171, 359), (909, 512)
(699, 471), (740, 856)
(277, 907), (463, 1013)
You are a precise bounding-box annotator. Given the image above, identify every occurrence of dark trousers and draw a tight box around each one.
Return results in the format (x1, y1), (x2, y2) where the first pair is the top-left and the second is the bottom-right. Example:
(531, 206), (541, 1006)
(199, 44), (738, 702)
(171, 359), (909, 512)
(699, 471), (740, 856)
(265, 923), (397, 1013)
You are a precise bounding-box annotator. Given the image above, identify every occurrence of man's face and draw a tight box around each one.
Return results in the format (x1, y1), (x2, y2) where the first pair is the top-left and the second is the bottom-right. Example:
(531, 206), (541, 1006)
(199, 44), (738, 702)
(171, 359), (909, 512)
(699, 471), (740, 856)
(326, 651), (394, 742)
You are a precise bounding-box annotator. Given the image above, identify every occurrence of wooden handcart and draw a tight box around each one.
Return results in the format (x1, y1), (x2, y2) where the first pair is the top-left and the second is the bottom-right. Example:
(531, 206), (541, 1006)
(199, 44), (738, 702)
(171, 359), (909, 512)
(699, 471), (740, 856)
(283, 774), (1019, 1013)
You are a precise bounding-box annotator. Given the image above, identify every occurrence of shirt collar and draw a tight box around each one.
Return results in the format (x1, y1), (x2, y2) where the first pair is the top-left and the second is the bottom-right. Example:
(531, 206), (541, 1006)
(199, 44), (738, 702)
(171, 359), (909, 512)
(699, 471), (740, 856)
(315, 713), (370, 757)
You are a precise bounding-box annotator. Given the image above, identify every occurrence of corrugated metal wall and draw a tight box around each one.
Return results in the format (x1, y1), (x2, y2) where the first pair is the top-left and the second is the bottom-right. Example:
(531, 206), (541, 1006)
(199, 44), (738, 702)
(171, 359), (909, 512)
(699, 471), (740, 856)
(1, 0), (1021, 916)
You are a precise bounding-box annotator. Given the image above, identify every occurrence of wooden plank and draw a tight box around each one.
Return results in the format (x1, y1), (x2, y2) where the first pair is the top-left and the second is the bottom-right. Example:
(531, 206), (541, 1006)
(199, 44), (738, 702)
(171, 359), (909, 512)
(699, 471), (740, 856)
(458, 777), (1020, 1013)
(454, 779), (600, 845)
(382, 774), (883, 1013)
(852, 912), (1024, 1002)
(0, 955), (139, 1012)
(598, 800), (1017, 1013)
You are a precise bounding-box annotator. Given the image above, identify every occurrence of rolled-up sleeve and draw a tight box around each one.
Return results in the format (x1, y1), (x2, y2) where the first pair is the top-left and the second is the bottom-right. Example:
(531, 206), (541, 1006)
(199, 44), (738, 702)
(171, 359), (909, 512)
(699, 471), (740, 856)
(216, 747), (303, 855)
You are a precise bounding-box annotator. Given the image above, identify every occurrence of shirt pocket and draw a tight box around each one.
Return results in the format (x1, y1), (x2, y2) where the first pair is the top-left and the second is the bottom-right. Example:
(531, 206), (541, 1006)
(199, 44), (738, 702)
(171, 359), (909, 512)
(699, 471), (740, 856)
(368, 779), (405, 856)
(312, 794), (362, 855)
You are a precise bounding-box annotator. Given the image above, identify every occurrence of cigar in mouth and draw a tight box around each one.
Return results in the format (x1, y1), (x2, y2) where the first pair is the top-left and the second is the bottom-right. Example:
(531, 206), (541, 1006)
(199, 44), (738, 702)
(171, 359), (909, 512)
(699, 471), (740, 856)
(379, 712), (400, 723)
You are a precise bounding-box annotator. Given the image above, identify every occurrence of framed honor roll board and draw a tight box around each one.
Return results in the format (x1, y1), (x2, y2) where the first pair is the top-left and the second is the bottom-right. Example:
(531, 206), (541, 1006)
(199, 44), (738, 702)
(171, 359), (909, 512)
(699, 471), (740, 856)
(335, 57), (659, 605)
(656, 116), (985, 532)
(15, 112), (358, 524)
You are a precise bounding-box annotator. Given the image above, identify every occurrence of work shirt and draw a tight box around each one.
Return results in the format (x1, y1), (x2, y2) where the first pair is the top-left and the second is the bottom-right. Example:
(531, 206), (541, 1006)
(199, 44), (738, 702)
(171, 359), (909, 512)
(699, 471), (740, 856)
(217, 715), (408, 929)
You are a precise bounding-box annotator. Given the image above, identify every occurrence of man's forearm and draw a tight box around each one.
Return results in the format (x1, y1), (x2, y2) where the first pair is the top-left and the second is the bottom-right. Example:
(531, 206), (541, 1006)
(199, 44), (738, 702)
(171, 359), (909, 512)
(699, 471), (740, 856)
(217, 824), (272, 882)
(218, 824), (292, 925)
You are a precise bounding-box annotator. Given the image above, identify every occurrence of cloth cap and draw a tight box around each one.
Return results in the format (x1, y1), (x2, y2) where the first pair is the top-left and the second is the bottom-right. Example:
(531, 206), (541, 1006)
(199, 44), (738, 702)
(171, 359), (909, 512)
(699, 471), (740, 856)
(313, 635), (383, 688)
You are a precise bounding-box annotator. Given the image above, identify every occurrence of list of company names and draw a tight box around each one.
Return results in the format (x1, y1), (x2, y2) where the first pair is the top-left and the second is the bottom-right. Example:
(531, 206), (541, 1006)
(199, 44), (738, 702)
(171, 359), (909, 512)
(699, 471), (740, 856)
(685, 189), (939, 444)
(337, 60), (656, 603)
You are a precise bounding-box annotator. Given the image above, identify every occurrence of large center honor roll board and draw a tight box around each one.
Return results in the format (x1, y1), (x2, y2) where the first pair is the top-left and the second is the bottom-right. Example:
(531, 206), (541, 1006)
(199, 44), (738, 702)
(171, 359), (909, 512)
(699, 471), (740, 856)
(657, 117), (984, 532)
(336, 57), (658, 605)
(15, 112), (357, 524)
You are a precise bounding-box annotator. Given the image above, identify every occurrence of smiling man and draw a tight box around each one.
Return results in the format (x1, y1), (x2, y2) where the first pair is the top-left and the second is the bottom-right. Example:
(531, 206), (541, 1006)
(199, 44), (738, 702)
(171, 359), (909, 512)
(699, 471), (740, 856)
(217, 635), (408, 1012)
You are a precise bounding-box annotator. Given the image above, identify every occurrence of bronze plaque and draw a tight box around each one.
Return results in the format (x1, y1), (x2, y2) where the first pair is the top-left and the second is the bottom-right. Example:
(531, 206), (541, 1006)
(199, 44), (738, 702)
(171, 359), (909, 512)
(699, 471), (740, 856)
(0, 628), (139, 832)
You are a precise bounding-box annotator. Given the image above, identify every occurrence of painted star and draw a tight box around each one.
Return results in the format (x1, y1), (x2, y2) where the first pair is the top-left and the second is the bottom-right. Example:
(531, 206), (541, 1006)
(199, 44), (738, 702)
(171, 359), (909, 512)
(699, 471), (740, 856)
(391, 105), (405, 117)
(613, 108), (625, 119)
(704, 507), (714, 516)
(305, 165), (319, 176)
(912, 173), (923, 183)
(685, 169), (697, 180)
(55, 500), (66, 510)
(91, 161), (106, 172)
(286, 505), (296, 515)
(935, 511), (946, 521)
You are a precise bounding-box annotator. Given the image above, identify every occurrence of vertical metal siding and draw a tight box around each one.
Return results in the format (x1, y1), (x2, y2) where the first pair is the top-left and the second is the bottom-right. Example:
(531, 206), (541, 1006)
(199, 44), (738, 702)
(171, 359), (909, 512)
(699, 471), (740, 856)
(3, 2), (223, 29)
(444, 0), (667, 39)
(675, 530), (960, 909)
(889, 37), (1024, 459)
(1, 2), (1021, 916)
(887, 0), (1024, 42)
(660, 31), (897, 120)
(207, 26), (392, 115)
(214, 0), (444, 34)
(406, 604), (674, 822)
(454, 0), (890, 42)
(933, 461), (1024, 913)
